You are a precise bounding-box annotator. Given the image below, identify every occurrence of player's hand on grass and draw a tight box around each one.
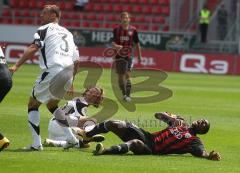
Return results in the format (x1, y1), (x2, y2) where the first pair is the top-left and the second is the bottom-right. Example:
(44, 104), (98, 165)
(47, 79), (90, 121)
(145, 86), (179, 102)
(208, 150), (221, 161)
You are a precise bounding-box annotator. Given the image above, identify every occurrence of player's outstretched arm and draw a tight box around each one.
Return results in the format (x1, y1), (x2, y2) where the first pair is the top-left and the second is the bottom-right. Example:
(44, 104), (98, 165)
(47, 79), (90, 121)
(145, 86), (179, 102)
(9, 44), (38, 73)
(154, 112), (183, 126)
(200, 150), (221, 161)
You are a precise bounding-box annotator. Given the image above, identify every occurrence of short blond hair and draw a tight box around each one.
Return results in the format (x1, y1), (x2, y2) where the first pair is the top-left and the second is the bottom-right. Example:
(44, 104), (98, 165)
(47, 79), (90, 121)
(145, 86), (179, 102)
(44, 4), (61, 20)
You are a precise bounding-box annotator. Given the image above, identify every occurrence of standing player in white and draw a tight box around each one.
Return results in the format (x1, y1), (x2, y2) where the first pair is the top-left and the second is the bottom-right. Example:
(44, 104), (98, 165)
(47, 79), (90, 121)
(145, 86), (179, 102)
(9, 5), (80, 151)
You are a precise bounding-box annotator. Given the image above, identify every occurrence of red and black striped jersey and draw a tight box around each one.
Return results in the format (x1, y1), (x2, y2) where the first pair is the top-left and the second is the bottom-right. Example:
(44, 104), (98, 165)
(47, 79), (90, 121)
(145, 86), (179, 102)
(152, 125), (204, 156)
(113, 25), (139, 48)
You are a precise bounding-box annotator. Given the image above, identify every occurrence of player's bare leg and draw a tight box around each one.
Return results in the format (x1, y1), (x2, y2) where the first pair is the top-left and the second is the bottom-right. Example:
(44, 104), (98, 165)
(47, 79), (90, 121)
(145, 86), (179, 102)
(47, 99), (79, 149)
(94, 139), (151, 155)
(23, 96), (43, 151)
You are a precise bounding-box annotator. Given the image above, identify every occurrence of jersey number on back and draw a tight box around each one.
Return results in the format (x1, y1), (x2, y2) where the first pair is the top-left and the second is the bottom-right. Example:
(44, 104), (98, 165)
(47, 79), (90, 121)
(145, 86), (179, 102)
(60, 33), (69, 52)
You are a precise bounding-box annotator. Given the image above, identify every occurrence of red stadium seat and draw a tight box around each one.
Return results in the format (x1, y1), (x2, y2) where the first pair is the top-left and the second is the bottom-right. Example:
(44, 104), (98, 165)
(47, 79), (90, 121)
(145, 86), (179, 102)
(29, 0), (37, 8)
(152, 6), (162, 14)
(139, 24), (149, 31)
(82, 21), (90, 27)
(85, 3), (94, 11)
(2, 9), (12, 17)
(132, 5), (142, 13)
(139, 0), (148, 3)
(129, 0), (138, 3)
(162, 6), (170, 15)
(163, 25), (169, 31)
(14, 10), (22, 17)
(9, 0), (18, 8)
(62, 21), (71, 27)
(142, 6), (152, 14)
(19, 0), (28, 8)
(135, 16), (146, 23)
(65, 2), (74, 10)
(94, 4), (103, 11)
(36, 1), (46, 9)
(86, 14), (97, 20)
(15, 18), (23, 24)
(97, 14), (104, 21)
(160, 0), (170, 6)
(106, 15), (117, 21)
(113, 5), (122, 13)
(119, 0), (128, 3)
(103, 4), (113, 12)
(153, 16), (165, 24)
(22, 18), (34, 25)
(1, 18), (13, 24)
(71, 21), (81, 27)
(123, 5), (132, 12)
(62, 12), (70, 19)
(152, 25), (159, 31)
(149, 0), (158, 4)
(91, 22), (101, 28)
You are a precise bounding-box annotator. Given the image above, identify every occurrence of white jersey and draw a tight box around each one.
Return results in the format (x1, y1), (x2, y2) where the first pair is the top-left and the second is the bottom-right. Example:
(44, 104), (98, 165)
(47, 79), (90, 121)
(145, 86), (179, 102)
(61, 97), (88, 119)
(34, 23), (79, 70)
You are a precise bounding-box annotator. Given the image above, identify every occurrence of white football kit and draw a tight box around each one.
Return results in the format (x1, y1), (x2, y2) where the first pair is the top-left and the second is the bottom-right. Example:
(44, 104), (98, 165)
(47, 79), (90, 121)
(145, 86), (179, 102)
(48, 97), (88, 141)
(32, 22), (79, 103)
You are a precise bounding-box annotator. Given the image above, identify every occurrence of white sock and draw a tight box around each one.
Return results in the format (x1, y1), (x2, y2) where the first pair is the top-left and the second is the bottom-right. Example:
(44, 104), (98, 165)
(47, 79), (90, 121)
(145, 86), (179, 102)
(28, 110), (42, 147)
(48, 139), (67, 147)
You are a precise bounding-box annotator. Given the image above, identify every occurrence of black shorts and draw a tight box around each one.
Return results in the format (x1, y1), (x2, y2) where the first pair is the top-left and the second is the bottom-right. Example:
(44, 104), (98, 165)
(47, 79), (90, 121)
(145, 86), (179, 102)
(0, 64), (12, 102)
(121, 122), (154, 152)
(115, 55), (133, 74)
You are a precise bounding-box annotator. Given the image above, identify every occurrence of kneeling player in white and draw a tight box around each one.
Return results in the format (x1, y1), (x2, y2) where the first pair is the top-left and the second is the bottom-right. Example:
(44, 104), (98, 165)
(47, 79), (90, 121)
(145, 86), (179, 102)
(44, 86), (104, 148)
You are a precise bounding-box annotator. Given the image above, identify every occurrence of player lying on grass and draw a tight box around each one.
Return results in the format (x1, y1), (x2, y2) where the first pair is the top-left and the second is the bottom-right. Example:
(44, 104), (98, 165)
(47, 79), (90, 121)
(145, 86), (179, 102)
(44, 86), (105, 148)
(78, 112), (221, 161)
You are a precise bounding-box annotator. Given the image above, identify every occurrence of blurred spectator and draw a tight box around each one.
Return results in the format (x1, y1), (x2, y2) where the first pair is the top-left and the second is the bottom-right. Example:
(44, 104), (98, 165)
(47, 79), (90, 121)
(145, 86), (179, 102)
(74, 0), (89, 11)
(199, 5), (210, 43)
(217, 4), (228, 40)
(230, 0), (237, 19)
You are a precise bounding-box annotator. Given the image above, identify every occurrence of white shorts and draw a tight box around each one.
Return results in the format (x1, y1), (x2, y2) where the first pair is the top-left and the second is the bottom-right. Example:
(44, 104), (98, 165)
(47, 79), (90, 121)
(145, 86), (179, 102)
(32, 65), (73, 103)
(48, 119), (67, 141)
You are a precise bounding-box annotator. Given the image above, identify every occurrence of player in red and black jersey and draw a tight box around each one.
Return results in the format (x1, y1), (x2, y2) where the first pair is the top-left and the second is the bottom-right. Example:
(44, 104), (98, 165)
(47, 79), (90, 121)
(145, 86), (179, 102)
(79, 112), (220, 161)
(112, 12), (142, 102)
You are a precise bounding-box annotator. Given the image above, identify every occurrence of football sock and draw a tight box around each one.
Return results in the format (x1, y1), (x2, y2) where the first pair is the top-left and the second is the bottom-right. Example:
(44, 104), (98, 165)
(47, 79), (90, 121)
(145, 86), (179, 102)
(0, 132), (4, 140)
(86, 121), (109, 137)
(104, 144), (129, 154)
(119, 82), (126, 96)
(28, 109), (42, 147)
(126, 79), (131, 97)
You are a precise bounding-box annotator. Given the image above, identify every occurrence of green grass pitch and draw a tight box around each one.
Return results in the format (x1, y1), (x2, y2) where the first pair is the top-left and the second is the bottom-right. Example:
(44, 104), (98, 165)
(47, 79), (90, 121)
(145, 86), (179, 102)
(0, 64), (240, 173)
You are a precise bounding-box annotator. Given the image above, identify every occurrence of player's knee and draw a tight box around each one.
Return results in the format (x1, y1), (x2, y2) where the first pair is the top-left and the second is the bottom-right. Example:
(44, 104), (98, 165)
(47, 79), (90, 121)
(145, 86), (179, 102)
(129, 139), (145, 154)
(28, 97), (41, 110)
(105, 120), (126, 130)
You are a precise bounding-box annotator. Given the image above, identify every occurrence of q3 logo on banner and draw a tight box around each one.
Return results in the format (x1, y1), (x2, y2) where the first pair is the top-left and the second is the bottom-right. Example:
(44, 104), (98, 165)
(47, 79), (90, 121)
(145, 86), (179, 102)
(180, 54), (229, 74)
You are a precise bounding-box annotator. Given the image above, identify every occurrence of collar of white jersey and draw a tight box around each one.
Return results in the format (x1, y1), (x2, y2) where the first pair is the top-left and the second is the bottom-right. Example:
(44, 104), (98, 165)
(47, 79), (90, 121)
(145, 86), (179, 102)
(79, 97), (89, 106)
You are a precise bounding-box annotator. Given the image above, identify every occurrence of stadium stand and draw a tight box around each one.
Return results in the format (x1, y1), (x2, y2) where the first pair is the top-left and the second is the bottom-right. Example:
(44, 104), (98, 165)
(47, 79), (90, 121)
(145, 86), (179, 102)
(0, 0), (170, 31)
